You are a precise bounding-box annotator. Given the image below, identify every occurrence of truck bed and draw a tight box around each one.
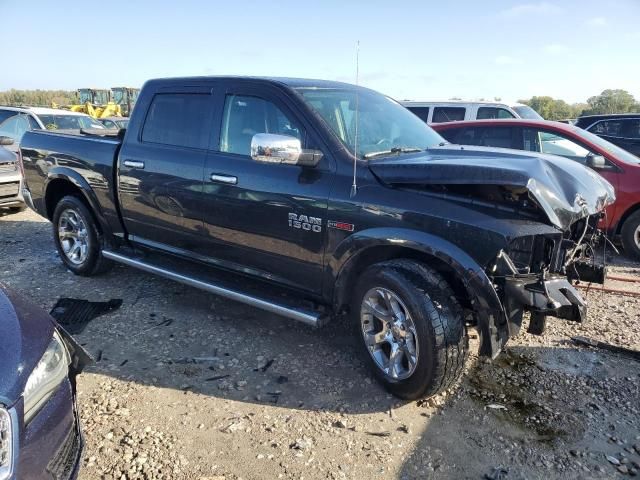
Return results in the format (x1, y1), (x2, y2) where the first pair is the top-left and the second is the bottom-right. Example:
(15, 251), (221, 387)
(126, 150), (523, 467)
(19, 129), (125, 236)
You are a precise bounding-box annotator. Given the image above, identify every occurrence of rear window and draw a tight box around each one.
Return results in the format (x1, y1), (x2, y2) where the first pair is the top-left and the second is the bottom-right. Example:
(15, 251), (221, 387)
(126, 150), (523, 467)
(142, 93), (210, 149)
(431, 107), (465, 123)
(407, 106), (430, 123)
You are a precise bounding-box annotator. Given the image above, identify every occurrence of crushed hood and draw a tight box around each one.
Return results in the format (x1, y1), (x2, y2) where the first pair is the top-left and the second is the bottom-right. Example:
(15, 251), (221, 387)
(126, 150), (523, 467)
(368, 145), (616, 230)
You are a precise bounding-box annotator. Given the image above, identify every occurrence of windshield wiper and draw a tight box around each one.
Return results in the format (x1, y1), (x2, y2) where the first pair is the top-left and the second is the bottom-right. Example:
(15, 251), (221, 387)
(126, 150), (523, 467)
(363, 147), (423, 159)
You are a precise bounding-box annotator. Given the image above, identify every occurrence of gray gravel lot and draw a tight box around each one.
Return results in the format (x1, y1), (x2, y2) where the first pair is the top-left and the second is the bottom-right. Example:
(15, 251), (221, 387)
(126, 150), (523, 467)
(1, 208), (639, 479)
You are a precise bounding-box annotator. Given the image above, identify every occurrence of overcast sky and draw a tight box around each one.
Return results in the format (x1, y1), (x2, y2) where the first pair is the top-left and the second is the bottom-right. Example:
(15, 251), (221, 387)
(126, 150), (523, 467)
(2, 0), (638, 103)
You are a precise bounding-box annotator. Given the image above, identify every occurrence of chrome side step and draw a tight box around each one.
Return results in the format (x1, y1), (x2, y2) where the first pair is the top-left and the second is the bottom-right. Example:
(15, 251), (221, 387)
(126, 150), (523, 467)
(101, 250), (326, 327)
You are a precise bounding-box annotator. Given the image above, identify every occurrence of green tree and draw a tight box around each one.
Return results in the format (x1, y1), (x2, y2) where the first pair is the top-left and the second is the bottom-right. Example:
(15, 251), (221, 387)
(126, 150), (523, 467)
(519, 96), (574, 120)
(583, 89), (638, 115)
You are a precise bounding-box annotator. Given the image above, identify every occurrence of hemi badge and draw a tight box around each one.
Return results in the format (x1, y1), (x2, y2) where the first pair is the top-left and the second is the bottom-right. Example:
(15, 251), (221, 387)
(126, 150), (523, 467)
(328, 220), (354, 232)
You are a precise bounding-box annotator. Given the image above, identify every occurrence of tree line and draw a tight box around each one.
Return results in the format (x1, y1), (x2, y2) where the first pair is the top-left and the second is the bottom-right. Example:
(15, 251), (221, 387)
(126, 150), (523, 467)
(0, 89), (78, 107)
(519, 89), (640, 120)
(1, 88), (638, 121)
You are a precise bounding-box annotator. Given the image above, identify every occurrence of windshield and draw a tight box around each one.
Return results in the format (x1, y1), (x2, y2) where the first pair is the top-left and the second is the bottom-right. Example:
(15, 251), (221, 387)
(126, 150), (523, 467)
(513, 105), (543, 120)
(39, 114), (106, 130)
(571, 125), (640, 164)
(296, 88), (445, 159)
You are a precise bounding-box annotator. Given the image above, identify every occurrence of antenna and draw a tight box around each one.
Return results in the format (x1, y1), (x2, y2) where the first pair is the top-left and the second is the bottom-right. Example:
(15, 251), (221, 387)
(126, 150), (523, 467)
(350, 40), (360, 198)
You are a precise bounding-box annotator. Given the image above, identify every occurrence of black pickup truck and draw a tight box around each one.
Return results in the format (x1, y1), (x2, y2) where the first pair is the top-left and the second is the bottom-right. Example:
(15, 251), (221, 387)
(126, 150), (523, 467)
(19, 77), (614, 399)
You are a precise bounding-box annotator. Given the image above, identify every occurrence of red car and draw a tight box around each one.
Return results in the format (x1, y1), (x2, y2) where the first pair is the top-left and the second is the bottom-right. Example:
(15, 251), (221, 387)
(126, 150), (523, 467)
(432, 119), (640, 259)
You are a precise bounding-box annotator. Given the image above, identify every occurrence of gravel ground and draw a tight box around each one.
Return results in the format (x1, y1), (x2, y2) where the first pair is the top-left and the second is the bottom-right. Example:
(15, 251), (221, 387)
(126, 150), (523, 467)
(1, 208), (639, 480)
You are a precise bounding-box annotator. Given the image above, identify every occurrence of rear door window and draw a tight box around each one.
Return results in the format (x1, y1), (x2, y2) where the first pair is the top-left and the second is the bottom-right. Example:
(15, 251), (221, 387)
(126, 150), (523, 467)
(431, 107), (466, 123)
(589, 120), (624, 137)
(476, 107), (516, 120)
(142, 93), (211, 149)
(408, 106), (430, 123)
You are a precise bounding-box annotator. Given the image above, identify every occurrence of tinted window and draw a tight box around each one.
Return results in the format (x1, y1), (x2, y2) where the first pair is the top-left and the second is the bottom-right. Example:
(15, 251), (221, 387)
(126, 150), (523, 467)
(621, 119), (640, 139)
(142, 94), (210, 149)
(589, 120), (624, 137)
(474, 127), (515, 148)
(432, 107), (466, 123)
(27, 115), (40, 129)
(0, 110), (18, 124)
(476, 107), (515, 120)
(0, 114), (31, 143)
(408, 106), (430, 123)
(220, 95), (302, 156)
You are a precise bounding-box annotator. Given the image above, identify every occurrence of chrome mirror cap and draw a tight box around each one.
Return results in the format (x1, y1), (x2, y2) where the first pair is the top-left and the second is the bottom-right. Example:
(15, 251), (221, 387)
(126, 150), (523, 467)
(250, 133), (302, 165)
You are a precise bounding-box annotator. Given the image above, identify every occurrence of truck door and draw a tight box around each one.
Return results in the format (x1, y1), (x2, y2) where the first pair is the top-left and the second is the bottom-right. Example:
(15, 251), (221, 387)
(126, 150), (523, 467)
(118, 87), (213, 251)
(198, 85), (334, 294)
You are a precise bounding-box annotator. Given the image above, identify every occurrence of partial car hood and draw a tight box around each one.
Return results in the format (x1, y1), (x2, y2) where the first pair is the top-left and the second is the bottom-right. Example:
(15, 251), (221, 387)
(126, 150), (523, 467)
(368, 145), (616, 230)
(0, 284), (54, 406)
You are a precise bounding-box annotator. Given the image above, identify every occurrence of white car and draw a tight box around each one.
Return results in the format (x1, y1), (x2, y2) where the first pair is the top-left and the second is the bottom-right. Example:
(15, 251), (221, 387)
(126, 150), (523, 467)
(0, 106), (105, 153)
(400, 100), (542, 124)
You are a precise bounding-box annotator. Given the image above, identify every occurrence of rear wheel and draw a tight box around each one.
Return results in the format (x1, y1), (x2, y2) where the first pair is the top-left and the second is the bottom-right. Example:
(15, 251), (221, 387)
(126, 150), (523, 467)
(52, 195), (111, 275)
(353, 259), (468, 400)
(620, 211), (640, 261)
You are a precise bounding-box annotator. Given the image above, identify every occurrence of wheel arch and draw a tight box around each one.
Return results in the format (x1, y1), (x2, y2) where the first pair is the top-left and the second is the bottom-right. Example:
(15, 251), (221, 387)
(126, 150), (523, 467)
(331, 228), (507, 357)
(44, 170), (111, 236)
(615, 202), (640, 235)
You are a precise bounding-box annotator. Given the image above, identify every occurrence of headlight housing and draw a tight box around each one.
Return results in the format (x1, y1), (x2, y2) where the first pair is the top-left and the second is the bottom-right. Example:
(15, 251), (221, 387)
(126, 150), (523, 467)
(23, 331), (70, 424)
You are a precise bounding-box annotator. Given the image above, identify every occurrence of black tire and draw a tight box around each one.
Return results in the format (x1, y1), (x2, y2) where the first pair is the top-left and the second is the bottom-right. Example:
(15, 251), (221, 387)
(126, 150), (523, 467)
(52, 195), (111, 276)
(620, 211), (640, 261)
(352, 259), (468, 400)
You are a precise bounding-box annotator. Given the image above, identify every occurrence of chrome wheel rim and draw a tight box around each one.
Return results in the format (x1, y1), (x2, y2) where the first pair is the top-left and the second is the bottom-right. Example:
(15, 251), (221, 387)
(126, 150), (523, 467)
(58, 209), (89, 265)
(360, 287), (419, 380)
(634, 224), (640, 250)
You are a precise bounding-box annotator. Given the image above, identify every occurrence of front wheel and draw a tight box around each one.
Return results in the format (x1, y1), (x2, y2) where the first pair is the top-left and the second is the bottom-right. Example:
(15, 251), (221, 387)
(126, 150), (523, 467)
(353, 260), (468, 400)
(52, 195), (111, 276)
(620, 211), (640, 261)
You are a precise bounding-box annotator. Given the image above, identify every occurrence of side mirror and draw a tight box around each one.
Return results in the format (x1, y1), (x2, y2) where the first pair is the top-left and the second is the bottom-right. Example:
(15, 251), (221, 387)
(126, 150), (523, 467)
(251, 133), (322, 167)
(0, 136), (14, 146)
(586, 154), (606, 169)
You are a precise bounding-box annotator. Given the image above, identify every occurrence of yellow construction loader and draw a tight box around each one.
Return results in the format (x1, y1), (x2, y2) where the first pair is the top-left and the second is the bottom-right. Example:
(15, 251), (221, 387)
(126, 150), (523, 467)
(69, 88), (122, 118)
(111, 87), (140, 116)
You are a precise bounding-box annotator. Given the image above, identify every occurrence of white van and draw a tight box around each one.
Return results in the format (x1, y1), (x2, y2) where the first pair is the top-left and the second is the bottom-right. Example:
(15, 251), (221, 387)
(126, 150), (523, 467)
(400, 100), (542, 124)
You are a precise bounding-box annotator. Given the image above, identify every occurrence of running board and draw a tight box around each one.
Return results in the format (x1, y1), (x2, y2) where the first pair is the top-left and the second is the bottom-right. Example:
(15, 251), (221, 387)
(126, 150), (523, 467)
(101, 250), (327, 327)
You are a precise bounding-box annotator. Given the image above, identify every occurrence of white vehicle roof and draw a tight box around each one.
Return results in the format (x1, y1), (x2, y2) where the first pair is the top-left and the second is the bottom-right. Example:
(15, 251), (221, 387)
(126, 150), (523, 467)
(0, 105), (91, 116)
(401, 100), (525, 107)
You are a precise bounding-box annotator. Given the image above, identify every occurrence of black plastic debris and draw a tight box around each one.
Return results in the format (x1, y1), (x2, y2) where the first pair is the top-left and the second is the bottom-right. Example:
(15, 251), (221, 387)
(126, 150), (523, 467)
(49, 298), (123, 334)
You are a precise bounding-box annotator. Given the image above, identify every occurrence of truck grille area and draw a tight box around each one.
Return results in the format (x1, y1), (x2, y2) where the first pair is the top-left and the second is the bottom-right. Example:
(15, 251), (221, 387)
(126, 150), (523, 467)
(508, 233), (564, 274)
(0, 181), (20, 199)
(0, 162), (16, 173)
(46, 423), (81, 480)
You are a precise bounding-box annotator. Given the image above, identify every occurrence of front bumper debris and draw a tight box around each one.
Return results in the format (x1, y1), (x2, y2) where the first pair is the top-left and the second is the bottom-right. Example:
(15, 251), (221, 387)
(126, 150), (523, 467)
(504, 276), (587, 331)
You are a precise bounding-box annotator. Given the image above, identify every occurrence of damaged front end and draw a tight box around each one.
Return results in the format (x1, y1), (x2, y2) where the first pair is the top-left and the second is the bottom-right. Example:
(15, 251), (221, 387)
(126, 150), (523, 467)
(490, 211), (608, 339)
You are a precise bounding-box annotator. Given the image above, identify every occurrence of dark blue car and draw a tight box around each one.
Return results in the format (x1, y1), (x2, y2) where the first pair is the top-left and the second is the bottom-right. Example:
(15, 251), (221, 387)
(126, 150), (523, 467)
(0, 283), (89, 480)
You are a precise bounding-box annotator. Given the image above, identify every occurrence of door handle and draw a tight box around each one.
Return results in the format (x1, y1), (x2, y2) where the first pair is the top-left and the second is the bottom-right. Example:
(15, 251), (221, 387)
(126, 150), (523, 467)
(210, 173), (237, 185)
(123, 160), (145, 169)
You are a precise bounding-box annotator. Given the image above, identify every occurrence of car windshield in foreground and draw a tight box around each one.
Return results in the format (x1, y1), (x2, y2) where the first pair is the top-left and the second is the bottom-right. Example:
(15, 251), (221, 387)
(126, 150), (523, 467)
(296, 87), (445, 159)
(513, 105), (543, 120)
(40, 114), (105, 130)
(571, 125), (640, 164)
